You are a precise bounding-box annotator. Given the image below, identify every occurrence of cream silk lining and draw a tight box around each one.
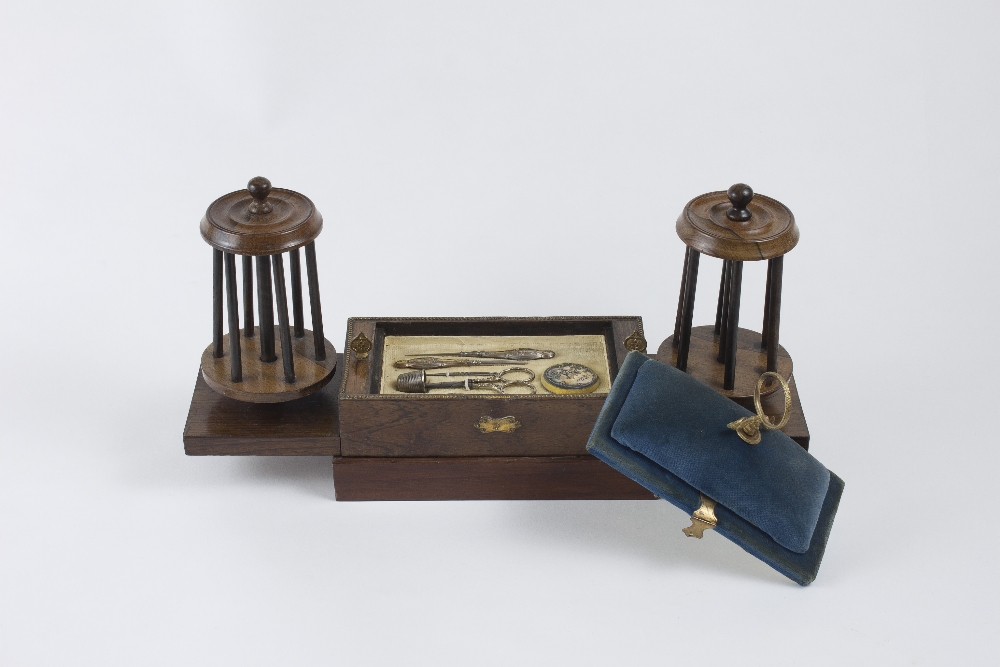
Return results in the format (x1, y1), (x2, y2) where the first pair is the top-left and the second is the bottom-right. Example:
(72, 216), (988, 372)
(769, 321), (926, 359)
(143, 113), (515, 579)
(379, 335), (612, 395)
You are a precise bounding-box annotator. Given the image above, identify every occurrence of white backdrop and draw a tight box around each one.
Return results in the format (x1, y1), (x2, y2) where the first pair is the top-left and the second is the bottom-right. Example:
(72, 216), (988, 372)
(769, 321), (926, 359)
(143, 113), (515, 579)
(1, 2), (997, 665)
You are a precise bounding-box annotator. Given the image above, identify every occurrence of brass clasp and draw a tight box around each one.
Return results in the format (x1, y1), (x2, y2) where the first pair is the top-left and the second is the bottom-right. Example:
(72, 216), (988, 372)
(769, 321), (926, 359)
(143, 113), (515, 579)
(682, 494), (718, 538)
(474, 416), (521, 433)
(727, 371), (792, 445)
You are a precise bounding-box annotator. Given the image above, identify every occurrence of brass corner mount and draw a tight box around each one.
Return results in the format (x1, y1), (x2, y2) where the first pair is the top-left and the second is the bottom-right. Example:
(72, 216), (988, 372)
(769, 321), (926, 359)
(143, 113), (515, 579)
(624, 330), (647, 353)
(350, 331), (373, 359)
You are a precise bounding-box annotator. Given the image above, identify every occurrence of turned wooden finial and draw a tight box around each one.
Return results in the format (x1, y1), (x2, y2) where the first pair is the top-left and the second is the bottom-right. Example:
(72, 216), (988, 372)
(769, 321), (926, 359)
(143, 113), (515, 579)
(726, 183), (754, 222)
(202, 177), (323, 255)
(248, 176), (273, 215)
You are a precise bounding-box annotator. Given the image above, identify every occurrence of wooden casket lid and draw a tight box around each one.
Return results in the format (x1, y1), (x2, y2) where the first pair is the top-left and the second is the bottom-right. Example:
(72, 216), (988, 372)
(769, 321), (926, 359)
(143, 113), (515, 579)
(675, 184), (798, 261)
(200, 177), (323, 256)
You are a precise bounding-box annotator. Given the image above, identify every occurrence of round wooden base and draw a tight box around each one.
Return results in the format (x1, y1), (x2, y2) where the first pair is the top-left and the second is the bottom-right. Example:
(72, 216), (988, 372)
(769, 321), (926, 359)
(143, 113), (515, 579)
(657, 325), (793, 414)
(201, 327), (338, 403)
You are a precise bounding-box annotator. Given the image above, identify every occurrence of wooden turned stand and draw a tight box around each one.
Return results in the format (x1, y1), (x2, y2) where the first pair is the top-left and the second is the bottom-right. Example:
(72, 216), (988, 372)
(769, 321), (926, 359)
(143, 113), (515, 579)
(183, 180), (814, 500)
(200, 176), (337, 403)
(660, 183), (799, 411)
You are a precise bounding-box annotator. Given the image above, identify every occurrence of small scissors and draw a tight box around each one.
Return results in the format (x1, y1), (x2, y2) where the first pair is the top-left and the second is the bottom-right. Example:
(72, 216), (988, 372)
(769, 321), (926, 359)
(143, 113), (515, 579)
(395, 367), (536, 395)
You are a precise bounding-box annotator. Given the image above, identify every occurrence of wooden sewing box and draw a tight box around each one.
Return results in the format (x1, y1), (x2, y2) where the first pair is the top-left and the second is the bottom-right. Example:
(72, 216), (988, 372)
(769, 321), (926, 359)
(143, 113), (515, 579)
(183, 180), (810, 501)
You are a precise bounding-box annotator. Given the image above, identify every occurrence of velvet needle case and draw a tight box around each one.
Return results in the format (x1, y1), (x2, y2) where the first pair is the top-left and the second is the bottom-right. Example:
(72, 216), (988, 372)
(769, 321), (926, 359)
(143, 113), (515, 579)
(587, 351), (844, 585)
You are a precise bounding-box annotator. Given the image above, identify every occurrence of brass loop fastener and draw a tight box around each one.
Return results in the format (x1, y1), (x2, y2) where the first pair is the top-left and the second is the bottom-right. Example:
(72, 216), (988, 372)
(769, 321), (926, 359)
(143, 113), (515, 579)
(726, 372), (792, 445)
(682, 494), (718, 539)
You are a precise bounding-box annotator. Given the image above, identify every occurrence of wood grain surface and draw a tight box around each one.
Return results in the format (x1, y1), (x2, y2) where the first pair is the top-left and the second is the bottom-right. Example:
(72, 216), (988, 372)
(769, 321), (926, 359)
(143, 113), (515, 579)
(657, 325), (793, 413)
(184, 354), (344, 455)
(339, 316), (642, 457)
(339, 394), (606, 457)
(675, 188), (798, 261)
(200, 326), (338, 403)
(200, 180), (323, 256)
(332, 455), (657, 501)
(781, 376), (810, 449)
(651, 346), (809, 449)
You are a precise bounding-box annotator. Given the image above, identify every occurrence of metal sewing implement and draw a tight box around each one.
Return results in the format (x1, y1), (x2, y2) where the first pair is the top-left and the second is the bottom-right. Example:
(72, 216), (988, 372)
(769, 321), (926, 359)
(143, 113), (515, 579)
(727, 371), (793, 444)
(540, 363), (600, 394)
(395, 368), (536, 395)
(394, 357), (514, 370)
(405, 348), (555, 361)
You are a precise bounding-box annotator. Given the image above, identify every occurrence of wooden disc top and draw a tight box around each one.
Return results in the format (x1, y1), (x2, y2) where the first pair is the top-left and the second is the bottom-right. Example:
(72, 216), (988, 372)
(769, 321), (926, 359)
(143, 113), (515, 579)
(200, 177), (323, 255)
(676, 184), (798, 261)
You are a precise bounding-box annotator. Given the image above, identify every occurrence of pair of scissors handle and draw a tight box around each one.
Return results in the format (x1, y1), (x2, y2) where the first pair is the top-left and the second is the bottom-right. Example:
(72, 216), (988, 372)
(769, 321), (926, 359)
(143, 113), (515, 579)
(474, 381), (536, 395)
(470, 367), (536, 395)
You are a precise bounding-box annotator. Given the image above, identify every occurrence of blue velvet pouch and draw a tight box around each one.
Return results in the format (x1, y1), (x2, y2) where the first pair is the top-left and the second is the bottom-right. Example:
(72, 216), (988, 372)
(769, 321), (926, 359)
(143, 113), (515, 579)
(587, 351), (844, 585)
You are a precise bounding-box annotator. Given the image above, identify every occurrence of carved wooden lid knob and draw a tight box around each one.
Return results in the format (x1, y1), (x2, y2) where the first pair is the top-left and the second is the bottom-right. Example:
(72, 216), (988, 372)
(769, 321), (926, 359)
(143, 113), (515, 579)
(248, 176), (273, 215)
(676, 184), (796, 260)
(726, 183), (754, 222)
(201, 177), (322, 255)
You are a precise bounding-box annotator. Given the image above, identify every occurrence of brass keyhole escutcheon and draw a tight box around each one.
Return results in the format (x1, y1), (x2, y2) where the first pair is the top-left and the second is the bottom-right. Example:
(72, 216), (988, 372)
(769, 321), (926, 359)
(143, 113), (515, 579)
(474, 416), (521, 433)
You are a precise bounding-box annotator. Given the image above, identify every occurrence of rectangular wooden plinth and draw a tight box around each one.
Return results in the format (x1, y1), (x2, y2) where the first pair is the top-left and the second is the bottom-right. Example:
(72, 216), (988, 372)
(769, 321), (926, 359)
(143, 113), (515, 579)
(183, 352), (810, 500)
(332, 455), (657, 501)
(183, 355), (344, 456)
(783, 376), (810, 449)
(331, 375), (810, 500)
(648, 356), (810, 450)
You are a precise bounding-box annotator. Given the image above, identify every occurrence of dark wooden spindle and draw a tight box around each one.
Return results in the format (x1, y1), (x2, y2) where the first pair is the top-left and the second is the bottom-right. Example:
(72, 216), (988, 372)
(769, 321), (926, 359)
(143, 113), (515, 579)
(304, 241), (326, 361)
(672, 248), (691, 346)
(242, 255), (255, 337)
(714, 261), (728, 336)
(212, 249), (223, 358)
(717, 261), (732, 363)
(765, 255), (784, 372)
(224, 252), (243, 382)
(256, 255), (277, 363)
(762, 257), (773, 347)
(723, 261), (744, 390)
(675, 248), (700, 372)
(289, 247), (304, 338)
(271, 254), (296, 383)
